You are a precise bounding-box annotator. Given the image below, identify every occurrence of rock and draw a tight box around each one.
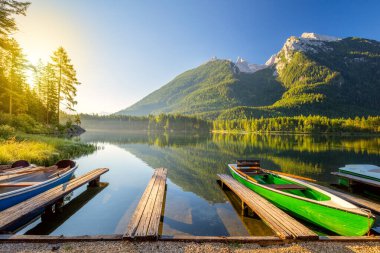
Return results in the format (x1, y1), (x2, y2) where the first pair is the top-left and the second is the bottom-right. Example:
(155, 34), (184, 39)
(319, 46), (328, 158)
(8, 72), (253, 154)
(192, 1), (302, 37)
(65, 125), (86, 137)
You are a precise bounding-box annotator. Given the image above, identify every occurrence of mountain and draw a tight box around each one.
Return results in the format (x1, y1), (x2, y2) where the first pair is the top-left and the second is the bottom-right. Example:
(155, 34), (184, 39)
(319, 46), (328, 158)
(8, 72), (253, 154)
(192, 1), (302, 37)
(119, 59), (284, 116)
(117, 33), (380, 119)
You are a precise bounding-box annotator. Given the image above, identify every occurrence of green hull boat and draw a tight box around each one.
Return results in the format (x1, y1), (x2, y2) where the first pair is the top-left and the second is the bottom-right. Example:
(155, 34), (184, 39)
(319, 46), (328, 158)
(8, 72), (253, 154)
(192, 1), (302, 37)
(228, 163), (375, 236)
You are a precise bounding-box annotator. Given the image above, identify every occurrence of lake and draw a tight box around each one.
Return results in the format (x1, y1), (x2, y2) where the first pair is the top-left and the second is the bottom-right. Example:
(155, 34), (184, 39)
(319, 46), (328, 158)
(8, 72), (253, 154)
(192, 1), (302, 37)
(17, 130), (380, 236)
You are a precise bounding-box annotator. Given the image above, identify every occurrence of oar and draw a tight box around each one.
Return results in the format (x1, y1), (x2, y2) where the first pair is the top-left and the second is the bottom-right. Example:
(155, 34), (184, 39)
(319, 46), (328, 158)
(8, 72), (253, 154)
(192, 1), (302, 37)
(0, 165), (58, 176)
(261, 168), (316, 182)
(0, 166), (23, 173)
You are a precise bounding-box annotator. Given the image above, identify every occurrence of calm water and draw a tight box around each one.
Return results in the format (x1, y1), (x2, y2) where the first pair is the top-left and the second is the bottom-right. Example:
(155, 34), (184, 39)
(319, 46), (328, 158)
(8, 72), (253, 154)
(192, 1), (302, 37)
(17, 131), (380, 236)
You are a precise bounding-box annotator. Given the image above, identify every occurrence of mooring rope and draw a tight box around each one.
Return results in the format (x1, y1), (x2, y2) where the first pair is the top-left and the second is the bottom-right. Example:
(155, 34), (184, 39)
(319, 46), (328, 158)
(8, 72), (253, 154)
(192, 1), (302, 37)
(360, 208), (373, 236)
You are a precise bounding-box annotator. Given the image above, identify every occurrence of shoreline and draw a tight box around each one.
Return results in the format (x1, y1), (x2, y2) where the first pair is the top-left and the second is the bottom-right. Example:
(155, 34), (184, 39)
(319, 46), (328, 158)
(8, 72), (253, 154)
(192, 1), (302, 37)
(211, 130), (380, 137)
(1, 241), (380, 253)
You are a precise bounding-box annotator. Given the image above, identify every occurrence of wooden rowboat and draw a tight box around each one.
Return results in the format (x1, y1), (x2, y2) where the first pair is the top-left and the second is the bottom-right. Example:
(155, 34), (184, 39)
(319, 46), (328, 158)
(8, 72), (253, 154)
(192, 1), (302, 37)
(0, 160), (77, 211)
(228, 160), (375, 236)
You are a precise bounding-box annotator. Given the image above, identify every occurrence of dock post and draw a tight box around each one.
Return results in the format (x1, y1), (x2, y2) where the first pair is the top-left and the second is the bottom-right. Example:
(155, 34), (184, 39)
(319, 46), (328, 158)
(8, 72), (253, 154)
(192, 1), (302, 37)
(241, 201), (247, 216)
(88, 177), (100, 187)
(55, 197), (65, 213)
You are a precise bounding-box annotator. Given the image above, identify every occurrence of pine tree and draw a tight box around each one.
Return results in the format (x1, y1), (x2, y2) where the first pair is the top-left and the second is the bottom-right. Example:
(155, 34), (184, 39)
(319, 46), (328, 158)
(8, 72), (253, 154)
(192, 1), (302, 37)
(5, 38), (27, 114)
(50, 47), (80, 123)
(0, 0), (30, 48)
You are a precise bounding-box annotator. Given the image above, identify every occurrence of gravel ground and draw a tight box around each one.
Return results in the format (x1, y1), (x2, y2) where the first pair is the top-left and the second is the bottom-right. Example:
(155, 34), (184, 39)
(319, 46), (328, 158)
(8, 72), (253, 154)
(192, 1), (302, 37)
(1, 241), (380, 253)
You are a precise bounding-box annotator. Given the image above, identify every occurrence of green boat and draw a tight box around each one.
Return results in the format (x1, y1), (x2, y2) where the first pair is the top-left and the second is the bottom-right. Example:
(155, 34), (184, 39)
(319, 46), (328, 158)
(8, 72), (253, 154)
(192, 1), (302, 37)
(228, 161), (375, 236)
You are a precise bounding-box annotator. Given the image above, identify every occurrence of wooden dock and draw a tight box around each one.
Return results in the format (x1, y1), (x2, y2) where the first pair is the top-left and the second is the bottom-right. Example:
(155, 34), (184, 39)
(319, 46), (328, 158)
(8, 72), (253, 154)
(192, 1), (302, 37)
(217, 174), (318, 240)
(307, 181), (380, 214)
(124, 168), (167, 240)
(0, 168), (109, 232)
(331, 172), (380, 188)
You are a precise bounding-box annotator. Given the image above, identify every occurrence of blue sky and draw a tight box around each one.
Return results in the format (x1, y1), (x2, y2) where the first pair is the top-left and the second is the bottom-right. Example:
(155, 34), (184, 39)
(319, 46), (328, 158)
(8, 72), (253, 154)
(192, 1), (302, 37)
(14, 0), (380, 113)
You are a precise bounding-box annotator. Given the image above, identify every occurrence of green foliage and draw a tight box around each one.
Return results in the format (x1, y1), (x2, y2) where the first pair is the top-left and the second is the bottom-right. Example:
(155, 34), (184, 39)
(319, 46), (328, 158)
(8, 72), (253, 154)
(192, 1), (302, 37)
(80, 113), (211, 132)
(213, 116), (380, 134)
(0, 112), (48, 133)
(50, 47), (80, 121)
(0, 2), (80, 129)
(0, 134), (96, 164)
(0, 124), (15, 139)
(0, 0), (30, 48)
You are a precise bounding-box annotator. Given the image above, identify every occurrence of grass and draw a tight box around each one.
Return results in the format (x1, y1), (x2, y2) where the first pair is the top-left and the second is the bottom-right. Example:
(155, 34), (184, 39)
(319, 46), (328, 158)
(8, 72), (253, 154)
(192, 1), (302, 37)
(0, 134), (96, 165)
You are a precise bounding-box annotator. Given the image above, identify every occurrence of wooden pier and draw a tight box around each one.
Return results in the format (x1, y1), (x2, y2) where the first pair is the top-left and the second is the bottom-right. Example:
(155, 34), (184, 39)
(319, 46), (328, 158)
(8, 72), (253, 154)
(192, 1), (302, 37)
(124, 168), (167, 240)
(0, 168), (109, 233)
(217, 174), (318, 240)
(331, 172), (380, 188)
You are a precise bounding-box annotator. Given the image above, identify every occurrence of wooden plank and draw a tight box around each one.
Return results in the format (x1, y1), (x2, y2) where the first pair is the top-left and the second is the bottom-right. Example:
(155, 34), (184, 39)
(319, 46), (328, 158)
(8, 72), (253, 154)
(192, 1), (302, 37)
(217, 174), (318, 240)
(0, 168), (109, 232)
(134, 171), (162, 237)
(147, 169), (167, 237)
(124, 170), (159, 237)
(219, 175), (302, 239)
(331, 172), (380, 188)
(124, 168), (167, 239)
(306, 182), (380, 214)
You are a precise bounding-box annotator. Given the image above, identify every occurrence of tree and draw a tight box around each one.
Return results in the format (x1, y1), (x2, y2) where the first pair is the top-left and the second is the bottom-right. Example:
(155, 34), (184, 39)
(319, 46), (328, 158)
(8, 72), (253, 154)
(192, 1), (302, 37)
(0, 0), (30, 48)
(74, 114), (81, 125)
(4, 38), (27, 114)
(50, 47), (80, 123)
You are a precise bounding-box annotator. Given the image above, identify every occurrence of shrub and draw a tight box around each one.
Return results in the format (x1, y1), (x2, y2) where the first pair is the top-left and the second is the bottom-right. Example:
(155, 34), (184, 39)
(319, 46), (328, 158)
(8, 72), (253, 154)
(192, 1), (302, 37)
(0, 125), (16, 139)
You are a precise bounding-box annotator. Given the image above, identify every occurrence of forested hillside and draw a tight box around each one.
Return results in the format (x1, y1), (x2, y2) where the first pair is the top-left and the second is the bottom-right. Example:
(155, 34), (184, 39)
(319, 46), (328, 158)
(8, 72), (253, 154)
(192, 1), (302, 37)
(118, 60), (284, 116)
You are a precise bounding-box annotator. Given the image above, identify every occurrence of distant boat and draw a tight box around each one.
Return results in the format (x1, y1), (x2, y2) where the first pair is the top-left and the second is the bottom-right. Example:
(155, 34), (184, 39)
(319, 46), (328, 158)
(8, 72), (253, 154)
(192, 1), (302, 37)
(228, 160), (375, 236)
(336, 164), (380, 187)
(0, 160), (77, 211)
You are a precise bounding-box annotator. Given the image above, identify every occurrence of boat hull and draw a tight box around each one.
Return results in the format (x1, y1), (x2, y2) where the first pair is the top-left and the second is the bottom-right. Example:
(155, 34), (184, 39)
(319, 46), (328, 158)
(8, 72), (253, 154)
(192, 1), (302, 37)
(0, 167), (76, 211)
(228, 166), (375, 236)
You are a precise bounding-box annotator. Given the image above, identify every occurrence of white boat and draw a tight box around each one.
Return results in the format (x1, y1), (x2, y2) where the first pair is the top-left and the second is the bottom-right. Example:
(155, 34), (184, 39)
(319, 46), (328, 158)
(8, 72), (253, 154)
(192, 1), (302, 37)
(338, 164), (380, 182)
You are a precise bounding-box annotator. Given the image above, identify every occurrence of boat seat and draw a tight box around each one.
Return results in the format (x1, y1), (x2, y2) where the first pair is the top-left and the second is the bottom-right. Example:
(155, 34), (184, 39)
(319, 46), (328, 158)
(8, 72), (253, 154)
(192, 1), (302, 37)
(238, 168), (262, 173)
(265, 184), (307, 190)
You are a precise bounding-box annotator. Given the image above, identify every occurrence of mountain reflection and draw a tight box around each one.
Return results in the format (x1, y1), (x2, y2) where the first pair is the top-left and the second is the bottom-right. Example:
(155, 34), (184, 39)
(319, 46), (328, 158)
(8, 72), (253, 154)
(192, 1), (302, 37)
(80, 131), (380, 203)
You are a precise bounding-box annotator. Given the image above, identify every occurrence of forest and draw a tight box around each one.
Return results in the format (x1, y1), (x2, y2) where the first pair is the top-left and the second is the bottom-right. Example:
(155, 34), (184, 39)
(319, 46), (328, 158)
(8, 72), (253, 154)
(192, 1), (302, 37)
(0, 0), (93, 164)
(213, 115), (380, 134)
(0, 0), (80, 137)
(79, 114), (211, 132)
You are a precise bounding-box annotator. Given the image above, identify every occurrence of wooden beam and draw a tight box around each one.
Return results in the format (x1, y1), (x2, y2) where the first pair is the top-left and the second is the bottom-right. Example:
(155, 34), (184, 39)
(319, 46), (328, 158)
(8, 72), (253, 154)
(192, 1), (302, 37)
(124, 168), (168, 240)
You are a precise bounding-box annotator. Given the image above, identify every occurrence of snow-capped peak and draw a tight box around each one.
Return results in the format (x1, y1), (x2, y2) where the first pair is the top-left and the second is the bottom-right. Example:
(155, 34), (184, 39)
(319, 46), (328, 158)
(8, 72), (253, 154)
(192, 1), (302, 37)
(235, 57), (268, 73)
(301, 32), (341, 42)
(265, 54), (277, 66)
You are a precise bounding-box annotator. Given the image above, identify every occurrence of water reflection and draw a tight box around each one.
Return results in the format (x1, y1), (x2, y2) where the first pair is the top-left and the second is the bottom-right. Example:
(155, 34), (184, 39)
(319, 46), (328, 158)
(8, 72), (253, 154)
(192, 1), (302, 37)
(19, 130), (380, 236)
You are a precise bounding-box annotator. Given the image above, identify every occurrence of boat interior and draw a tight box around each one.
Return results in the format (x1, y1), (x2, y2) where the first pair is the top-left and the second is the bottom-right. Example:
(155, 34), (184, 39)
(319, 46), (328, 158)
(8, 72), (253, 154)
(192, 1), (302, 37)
(0, 160), (75, 195)
(235, 160), (330, 201)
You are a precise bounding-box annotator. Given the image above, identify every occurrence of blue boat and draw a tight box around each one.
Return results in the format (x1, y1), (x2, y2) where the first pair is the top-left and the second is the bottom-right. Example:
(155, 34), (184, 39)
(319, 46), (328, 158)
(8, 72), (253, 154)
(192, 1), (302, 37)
(0, 160), (78, 211)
